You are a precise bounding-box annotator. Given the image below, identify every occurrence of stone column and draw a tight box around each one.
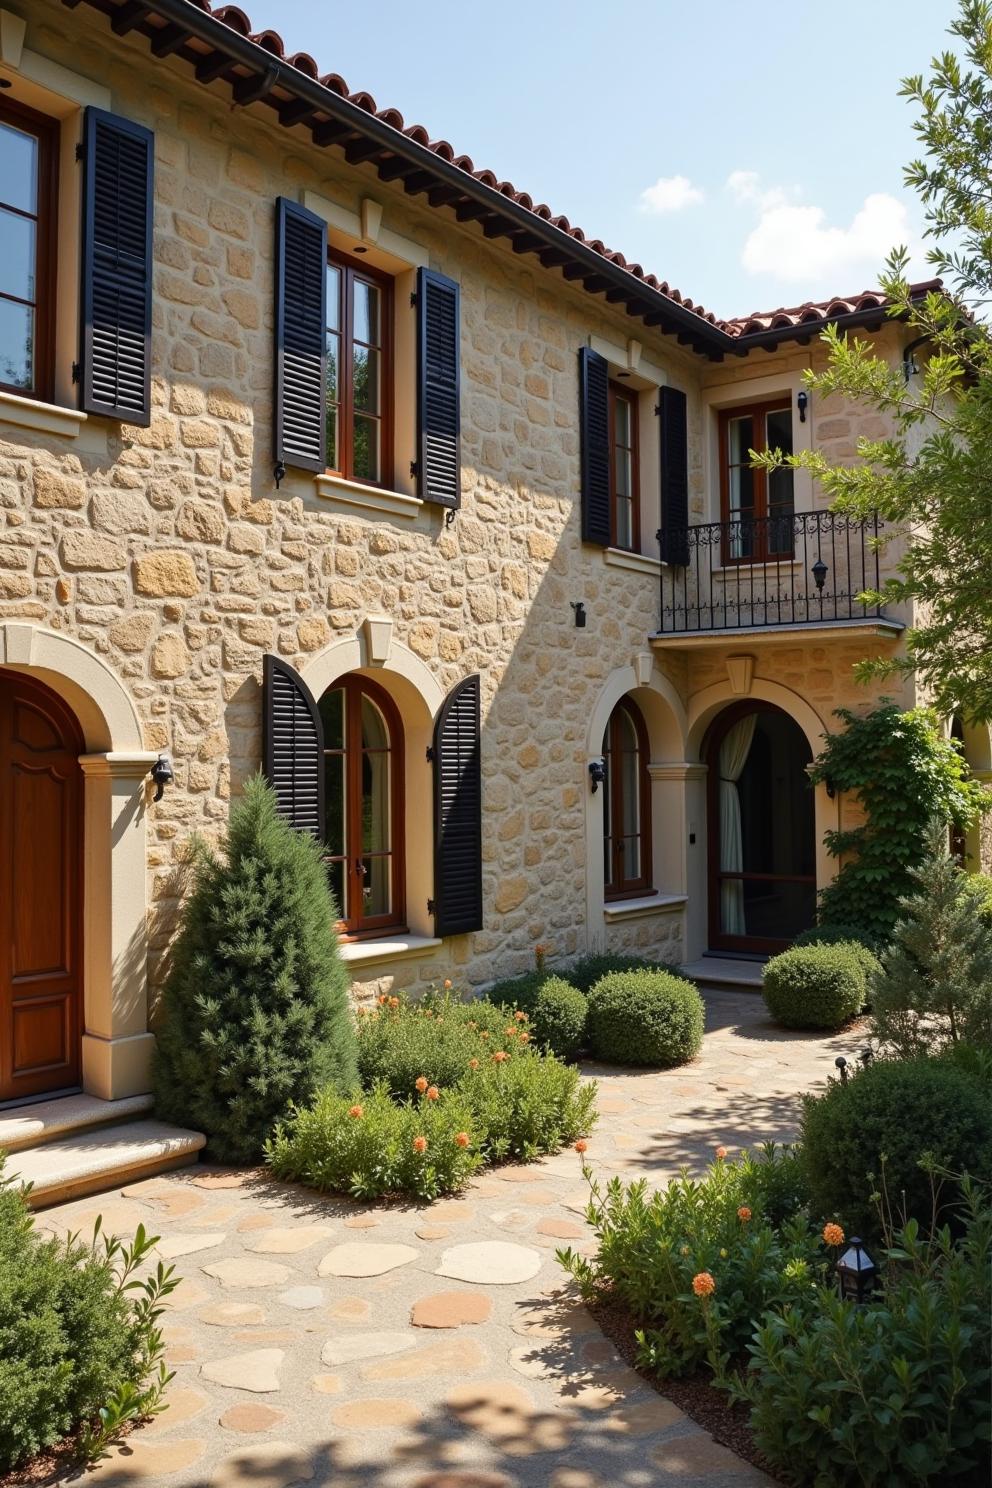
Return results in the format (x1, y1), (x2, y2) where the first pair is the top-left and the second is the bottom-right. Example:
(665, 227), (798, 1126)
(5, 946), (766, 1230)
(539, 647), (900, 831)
(78, 751), (160, 1100)
(649, 762), (708, 961)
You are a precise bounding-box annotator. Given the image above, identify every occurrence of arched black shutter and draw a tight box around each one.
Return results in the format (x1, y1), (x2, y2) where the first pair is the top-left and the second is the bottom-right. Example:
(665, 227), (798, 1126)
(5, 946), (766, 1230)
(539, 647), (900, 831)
(659, 386), (689, 566)
(416, 267), (461, 509)
(262, 655), (325, 837)
(274, 197), (327, 473)
(578, 346), (610, 546)
(432, 674), (482, 936)
(79, 107), (154, 426)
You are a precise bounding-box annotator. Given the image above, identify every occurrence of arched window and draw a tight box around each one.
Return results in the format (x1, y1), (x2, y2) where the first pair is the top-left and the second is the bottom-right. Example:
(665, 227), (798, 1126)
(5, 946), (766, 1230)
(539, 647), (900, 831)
(319, 675), (404, 936)
(602, 698), (652, 899)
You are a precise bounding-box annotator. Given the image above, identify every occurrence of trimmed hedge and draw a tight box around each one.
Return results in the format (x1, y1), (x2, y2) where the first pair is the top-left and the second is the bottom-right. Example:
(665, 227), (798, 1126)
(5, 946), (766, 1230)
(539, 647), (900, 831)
(586, 970), (704, 1067)
(527, 977), (588, 1060)
(801, 1056), (992, 1237)
(762, 945), (868, 1030)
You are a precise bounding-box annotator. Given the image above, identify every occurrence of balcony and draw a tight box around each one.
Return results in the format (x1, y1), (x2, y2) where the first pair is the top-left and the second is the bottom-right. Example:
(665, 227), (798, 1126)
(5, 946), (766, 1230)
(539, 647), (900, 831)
(654, 511), (901, 643)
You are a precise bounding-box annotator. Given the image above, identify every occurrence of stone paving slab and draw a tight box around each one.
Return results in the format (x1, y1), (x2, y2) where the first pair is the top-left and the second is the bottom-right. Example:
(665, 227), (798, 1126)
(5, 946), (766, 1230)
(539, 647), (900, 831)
(47, 991), (863, 1486)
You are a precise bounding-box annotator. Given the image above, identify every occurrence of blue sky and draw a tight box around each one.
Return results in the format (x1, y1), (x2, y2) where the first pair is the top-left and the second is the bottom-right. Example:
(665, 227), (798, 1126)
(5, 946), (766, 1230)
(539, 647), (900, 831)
(247, 0), (959, 319)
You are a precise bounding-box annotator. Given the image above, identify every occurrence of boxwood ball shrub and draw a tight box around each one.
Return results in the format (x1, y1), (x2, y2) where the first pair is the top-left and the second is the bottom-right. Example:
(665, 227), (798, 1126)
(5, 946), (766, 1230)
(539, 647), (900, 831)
(565, 953), (656, 994)
(528, 977), (588, 1059)
(586, 971), (704, 1067)
(762, 945), (867, 1030)
(800, 1056), (992, 1238)
(793, 921), (884, 956)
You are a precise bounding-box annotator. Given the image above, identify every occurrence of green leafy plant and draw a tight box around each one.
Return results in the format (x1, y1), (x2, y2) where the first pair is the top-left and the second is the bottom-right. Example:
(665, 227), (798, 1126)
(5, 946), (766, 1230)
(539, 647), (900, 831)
(872, 832), (992, 1057)
(267, 1079), (482, 1201)
(585, 970), (704, 1067)
(739, 1182), (992, 1486)
(809, 706), (985, 945)
(762, 945), (872, 1031)
(461, 1045), (597, 1162)
(793, 922), (885, 956)
(564, 953), (657, 994)
(154, 774), (357, 1162)
(800, 1056), (992, 1239)
(493, 975), (588, 1060)
(0, 1157), (179, 1472)
(356, 990), (513, 1096)
(558, 1144), (827, 1384)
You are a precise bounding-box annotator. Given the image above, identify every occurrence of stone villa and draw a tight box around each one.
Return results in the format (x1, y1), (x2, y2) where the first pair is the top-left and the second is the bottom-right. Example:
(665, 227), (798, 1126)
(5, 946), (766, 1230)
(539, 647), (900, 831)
(0, 0), (986, 1161)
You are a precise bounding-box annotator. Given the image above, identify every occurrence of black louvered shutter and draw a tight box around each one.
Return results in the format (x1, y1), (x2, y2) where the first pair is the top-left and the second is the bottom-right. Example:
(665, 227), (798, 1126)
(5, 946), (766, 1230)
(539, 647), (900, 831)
(432, 674), (482, 936)
(659, 386), (689, 566)
(262, 655), (325, 836)
(79, 107), (154, 425)
(578, 346), (610, 546)
(416, 267), (461, 509)
(274, 197), (327, 473)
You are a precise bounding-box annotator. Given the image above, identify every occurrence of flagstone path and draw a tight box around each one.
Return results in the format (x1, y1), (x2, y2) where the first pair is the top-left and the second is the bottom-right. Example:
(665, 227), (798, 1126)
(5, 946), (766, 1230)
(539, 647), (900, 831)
(41, 990), (864, 1488)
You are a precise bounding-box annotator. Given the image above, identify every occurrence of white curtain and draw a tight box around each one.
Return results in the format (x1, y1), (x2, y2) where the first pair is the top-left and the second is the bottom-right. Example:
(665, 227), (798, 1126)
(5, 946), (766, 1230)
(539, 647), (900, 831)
(719, 714), (757, 936)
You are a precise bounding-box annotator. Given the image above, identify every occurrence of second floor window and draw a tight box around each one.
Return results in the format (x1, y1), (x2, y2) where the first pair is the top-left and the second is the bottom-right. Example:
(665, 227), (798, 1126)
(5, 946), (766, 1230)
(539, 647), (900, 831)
(719, 401), (794, 562)
(325, 251), (392, 487)
(0, 98), (57, 400)
(609, 382), (639, 550)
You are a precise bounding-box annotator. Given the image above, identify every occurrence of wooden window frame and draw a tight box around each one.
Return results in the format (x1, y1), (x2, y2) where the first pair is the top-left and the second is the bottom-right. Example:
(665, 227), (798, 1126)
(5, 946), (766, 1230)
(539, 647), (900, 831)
(608, 380), (640, 552)
(0, 95), (58, 403)
(322, 674), (406, 940)
(603, 697), (653, 901)
(718, 399), (794, 564)
(325, 247), (394, 488)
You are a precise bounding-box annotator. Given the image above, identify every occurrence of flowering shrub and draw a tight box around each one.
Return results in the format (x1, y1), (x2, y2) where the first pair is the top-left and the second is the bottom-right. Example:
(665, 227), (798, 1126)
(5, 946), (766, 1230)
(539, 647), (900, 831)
(463, 1045), (597, 1161)
(266, 1079), (482, 1201)
(558, 1143), (830, 1382)
(355, 991), (513, 1095)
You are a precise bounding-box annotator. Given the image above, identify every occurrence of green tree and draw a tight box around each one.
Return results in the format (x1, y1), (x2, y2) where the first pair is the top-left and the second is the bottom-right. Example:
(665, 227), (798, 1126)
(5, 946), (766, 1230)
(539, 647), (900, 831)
(154, 774), (357, 1162)
(755, 0), (992, 720)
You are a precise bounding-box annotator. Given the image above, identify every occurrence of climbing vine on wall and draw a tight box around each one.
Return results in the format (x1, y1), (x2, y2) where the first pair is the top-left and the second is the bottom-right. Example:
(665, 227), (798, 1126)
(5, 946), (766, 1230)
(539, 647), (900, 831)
(810, 703), (986, 942)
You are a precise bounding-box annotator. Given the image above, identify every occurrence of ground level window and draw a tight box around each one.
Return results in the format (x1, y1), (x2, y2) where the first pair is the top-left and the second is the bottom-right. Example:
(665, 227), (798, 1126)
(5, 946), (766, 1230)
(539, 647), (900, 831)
(602, 697), (652, 899)
(319, 675), (404, 936)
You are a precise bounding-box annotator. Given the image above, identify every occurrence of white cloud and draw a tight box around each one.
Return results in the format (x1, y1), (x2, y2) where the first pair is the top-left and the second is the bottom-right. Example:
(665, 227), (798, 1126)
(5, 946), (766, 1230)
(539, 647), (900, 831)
(638, 174), (704, 215)
(725, 170), (914, 289)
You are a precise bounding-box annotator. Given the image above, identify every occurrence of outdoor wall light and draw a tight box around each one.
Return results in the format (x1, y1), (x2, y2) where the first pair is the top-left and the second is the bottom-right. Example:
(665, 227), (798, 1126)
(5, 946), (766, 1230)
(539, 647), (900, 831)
(797, 389), (808, 423)
(811, 556), (828, 592)
(150, 753), (175, 802)
(588, 758), (606, 794)
(571, 601), (587, 628)
(836, 1236), (877, 1305)
(834, 1055), (849, 1082)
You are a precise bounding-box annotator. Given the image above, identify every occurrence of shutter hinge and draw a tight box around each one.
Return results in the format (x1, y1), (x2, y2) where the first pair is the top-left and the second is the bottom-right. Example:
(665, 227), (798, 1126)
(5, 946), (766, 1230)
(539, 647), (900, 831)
(654, 402), (661, 416)
(75, 143), (84, 162)
(445, 508), (456, 528)
(273, 461), (286, 490)
(71, 362), (81, 384)
(409, 460), (418, 478)
(410, 292), (418, 308)
(427, 898), (436, 915)
(425, 745), (435, 762)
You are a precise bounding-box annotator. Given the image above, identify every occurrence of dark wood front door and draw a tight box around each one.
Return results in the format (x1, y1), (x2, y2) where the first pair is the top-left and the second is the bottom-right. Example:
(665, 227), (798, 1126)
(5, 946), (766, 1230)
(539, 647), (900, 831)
(0, 674), (83, 1104)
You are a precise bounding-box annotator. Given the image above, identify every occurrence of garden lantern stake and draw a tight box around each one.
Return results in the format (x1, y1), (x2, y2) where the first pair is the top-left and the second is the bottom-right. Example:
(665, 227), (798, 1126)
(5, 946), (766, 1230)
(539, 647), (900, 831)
(836, 1236), (877, 1304)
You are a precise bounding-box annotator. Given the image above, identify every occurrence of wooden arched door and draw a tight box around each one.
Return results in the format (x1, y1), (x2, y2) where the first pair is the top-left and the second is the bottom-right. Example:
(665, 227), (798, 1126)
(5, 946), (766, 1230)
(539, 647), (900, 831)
(0, 673), (84, 1104)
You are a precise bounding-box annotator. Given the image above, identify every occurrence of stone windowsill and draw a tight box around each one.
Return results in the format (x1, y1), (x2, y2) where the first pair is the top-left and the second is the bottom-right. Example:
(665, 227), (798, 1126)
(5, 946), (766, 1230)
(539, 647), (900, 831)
(603, 892), (688, 923)
(0, 389), (87, 439)
(603, 547), (663, 577)
(339, 934), (442, 967)
(314, 472), (423, 521)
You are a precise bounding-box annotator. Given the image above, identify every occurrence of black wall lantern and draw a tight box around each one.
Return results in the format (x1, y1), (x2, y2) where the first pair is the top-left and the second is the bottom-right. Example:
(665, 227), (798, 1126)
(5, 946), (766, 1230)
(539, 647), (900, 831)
(571, 601), (587, 629)
(797, 389), (808, 423)
(588, 758), (606, 794)
(150, 753), (175, 802)
(811, 556), (828, 592)
(836, 1236), (877, 1304)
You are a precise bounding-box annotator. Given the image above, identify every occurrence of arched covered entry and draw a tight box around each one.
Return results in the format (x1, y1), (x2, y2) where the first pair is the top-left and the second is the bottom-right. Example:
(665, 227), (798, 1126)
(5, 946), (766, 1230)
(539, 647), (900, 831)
(705, 701), (816, 952)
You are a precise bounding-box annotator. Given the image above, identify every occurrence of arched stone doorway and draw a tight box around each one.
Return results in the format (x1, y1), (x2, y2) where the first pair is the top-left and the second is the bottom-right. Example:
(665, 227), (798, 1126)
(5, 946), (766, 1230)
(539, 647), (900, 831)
(705, 701), (816, 953)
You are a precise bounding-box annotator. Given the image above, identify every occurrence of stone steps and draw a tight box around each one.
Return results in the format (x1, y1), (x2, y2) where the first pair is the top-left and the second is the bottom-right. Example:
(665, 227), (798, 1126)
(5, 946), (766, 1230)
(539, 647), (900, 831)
(3, 1118), (205, 1209)
(0, 1091), (155, 1153)
(680, 956), (765, 991)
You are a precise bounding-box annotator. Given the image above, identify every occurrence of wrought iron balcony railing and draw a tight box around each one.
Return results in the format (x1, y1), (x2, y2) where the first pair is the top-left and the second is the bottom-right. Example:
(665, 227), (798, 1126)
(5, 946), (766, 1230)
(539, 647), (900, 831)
(656, 511), (883, 634)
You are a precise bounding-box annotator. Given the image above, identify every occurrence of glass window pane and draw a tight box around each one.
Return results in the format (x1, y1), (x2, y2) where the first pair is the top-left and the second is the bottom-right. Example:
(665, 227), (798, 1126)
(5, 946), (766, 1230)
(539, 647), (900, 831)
(353, 280), (379, 346)
(323, 752), (346, 855)
(769, 466), (794, 514)
(326, 406), (338, 471)
(353, 415), (380, 483)
(362, 855), (391, 918)
(728, 415), (753, 466)
(0, 298), (33, 389)
(326, 858), (347, 921)
(362, 749), (390, 854)
(620, 748), (640, 839)
(728, 461), (753, 515)
(0, 122), (38, 214)
(325, 265), (341, 332)
(325, 331), (339, 401)
(614, 444), (631, 500)
(766, 408), (793, 457)
(353, 345), (379, 414)
(615, 496), (633, 550)
(0, 210), (35, 301)
(623, 836), (641, 880)
(614, 395), (631, 447)
(361, 695), (389, 752)
(319, 687), (344, 750)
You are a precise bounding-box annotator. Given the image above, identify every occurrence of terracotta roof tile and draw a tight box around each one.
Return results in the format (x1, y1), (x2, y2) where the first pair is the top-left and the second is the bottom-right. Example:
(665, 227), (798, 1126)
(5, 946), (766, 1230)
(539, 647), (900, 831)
(724, 284), (941, 338)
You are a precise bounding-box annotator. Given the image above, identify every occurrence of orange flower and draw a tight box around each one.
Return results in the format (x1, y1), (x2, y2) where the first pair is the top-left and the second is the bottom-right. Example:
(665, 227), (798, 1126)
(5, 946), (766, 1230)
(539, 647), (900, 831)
(519, 1032), (530, 1043)
(737, 1205), (752, 1222)
(443, 978), (453, 989)
(426, 1085), (440, 1101)
(412, 1135), (428, 1154)
(377, 994), (388, 1006)
(692, 1271), (716, 1298)
(454, 1131), (470, 1148)
(574, 1139), (588, 1154)
(505, 1027), (518, 1038)
(415, 1076), (428, 1093)
(389, 996), (400, 1009)
(348, 1104), (364, 1119)
(468, 1057), (480, 1071)
(492, 1050), (509, 1063)
(514, 1010), (528, 1022)
(715, 1146), (729, 1160)
(823, 1222), (845, 1247)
